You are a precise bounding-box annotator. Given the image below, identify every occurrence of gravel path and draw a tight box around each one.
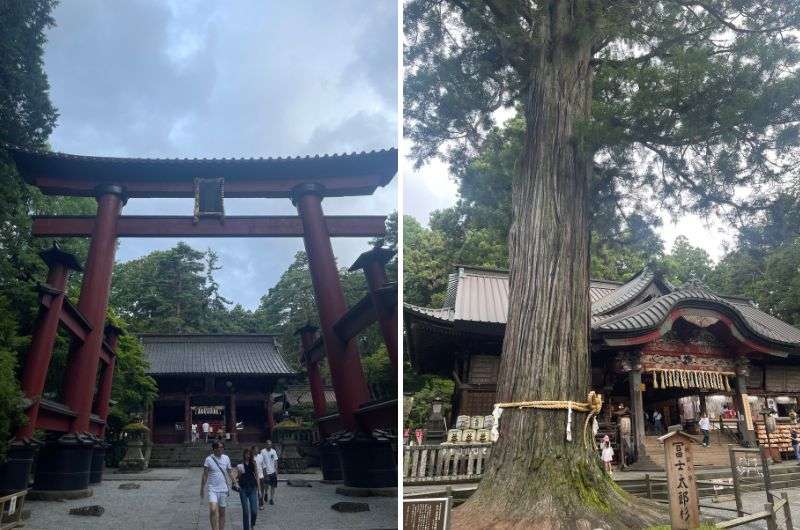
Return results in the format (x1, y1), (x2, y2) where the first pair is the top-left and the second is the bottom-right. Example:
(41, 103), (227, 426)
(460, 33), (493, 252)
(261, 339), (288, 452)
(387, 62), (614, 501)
(23, 468), (397, 530)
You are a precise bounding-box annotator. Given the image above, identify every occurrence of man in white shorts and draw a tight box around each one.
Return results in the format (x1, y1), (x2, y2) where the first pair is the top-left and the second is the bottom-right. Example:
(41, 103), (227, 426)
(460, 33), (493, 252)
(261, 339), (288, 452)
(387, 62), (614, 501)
(202, 421), (210, 443)
(200, 441), (235, 530)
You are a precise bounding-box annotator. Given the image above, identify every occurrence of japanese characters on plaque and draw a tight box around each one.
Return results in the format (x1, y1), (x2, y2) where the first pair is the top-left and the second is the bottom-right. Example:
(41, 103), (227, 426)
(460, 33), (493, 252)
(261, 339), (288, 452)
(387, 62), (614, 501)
(661, 431), (700, 529)
(403, 497), (450, 530)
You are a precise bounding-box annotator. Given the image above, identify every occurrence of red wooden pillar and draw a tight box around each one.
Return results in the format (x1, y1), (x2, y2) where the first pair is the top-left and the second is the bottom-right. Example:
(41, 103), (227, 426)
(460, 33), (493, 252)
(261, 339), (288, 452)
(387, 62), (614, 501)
(350, 247), (398, 372)
(17, 246), (83, 439)
(295, 324), (327, 418)
(292, 184), (369, 431)
(94, 325), (121, 436)
(229, 395), (237, 443)
(184, 393), (192, 443)
(265, 395), (275, 439)
(63, 185), (126, 433)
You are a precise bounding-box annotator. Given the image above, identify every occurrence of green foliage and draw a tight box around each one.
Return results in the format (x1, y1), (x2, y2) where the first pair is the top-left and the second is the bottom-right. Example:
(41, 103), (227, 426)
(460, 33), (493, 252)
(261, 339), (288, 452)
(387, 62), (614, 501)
(105, 315), (158, 440)
(254, 250), (393, 390)
(403, 371), (455, 429)
(659, 236), (714, 286)
(110, 243), (238, 334)
(0, 0), (58, 148)
(406, 1), (800, 221)
(0, 0), (95, 454)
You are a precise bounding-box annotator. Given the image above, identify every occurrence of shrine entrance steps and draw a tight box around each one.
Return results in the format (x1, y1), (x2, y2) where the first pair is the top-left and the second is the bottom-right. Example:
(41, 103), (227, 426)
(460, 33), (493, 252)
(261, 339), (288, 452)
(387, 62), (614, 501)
(149, 442), (253, 468)
(631, 431), (738, 471)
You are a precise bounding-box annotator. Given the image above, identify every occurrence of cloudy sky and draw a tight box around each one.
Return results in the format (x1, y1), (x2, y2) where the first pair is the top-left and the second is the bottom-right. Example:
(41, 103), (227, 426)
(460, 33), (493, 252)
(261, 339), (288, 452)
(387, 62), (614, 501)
(43, 0), (397, 309)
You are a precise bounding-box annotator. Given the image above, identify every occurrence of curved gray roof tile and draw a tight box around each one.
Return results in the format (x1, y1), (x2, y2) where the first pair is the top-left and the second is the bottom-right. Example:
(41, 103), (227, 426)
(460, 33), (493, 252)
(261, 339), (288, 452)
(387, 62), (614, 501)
(141, 334), (295, 375)
(591, 268), (655, 316)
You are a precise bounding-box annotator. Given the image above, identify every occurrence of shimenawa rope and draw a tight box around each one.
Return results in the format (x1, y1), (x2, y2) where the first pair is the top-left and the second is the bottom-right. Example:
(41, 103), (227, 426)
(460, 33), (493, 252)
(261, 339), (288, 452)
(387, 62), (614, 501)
(491, 391), (603, 449)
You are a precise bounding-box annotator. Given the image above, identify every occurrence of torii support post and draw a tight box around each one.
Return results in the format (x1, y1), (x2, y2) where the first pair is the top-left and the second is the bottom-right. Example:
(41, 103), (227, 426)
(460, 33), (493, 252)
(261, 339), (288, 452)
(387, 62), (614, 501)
(296, 324), (327, 419)
(89, 324), (121, 485)
(37, 185), (125, 494)
(18, 245), (83, 439)
(291, 184), (369, 429)
(296, 324), (343, 482)
(349, 247), (398, 372)
(63, 185), (126, 432)
(292, 185), (394, 489)
(0, 246), (82, 494)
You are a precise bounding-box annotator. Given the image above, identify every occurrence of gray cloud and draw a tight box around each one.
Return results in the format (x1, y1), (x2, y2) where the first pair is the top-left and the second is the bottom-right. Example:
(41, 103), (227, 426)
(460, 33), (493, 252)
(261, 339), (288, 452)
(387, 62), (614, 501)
(44, 0), (397, 308)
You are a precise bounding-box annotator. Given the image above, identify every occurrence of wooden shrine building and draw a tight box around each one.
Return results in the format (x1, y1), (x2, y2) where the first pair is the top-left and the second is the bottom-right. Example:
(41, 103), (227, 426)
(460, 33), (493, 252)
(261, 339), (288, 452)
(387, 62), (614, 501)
(142, 334), (294, 444)
(405, 265), (800, 463)
(0, 145), (397, 495)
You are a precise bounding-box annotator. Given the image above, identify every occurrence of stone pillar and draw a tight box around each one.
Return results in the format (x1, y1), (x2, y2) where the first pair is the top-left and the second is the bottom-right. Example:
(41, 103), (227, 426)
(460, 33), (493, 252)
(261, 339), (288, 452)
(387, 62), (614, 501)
(229, 395), (237, 443)
(63, 185), (126, 432)
(17, 245), (82, 439)
(94, 325), (121, 437)
(349, 247), (398, 372)
(628, 353), (646, 459)
(733, 357), (757, 446)
(296, 324), (327, 418)
(184, 394), (192, 443)
(291, 184), (369, 431)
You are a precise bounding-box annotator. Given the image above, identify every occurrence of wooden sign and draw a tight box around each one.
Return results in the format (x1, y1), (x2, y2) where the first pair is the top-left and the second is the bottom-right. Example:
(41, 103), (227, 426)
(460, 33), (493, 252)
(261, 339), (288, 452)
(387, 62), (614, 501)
(659, 430), (700, 529)
(403, 497), (451, 530)
(741, 393), (754, 431)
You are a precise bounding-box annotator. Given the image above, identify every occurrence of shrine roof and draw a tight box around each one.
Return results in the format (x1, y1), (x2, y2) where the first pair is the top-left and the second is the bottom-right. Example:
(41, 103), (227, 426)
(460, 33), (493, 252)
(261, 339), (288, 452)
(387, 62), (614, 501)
(404, 266), (800, 349)
(591, 286), (800, 347)
(7, 146), (397, 198)
(141, 334), (295, 376)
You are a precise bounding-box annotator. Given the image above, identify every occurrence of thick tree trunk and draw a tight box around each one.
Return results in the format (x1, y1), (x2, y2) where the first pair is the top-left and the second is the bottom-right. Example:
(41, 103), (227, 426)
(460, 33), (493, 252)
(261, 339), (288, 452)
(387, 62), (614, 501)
(452, 3), (664, 529)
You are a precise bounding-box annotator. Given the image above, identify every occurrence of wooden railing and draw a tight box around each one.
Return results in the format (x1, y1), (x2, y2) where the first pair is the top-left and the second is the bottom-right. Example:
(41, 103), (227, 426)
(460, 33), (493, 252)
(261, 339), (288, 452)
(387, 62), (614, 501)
(0, 490), (27, 530)
(403, 443), (492, 485)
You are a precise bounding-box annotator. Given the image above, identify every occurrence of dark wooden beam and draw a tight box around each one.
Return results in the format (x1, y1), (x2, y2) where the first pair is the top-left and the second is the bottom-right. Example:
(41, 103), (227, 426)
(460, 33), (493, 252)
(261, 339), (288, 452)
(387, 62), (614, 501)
(32, 215), (387, 238)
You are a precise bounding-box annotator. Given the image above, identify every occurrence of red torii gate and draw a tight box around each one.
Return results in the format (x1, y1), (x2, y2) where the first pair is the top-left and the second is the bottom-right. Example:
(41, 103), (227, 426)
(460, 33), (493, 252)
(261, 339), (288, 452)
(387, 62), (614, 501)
(2, 147), (397, 495)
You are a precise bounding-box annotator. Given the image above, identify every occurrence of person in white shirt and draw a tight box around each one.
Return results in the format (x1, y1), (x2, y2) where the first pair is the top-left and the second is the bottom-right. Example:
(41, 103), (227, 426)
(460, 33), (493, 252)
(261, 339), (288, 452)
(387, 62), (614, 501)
(699, 413), (711, 447)
(191, 423), (197, 443)
(250, 445), (265, 510)
(259, 440), (279, 505)
(600, 435), (614, 474)
(200, 441), (236, 530)
(202, 421), (210, 443)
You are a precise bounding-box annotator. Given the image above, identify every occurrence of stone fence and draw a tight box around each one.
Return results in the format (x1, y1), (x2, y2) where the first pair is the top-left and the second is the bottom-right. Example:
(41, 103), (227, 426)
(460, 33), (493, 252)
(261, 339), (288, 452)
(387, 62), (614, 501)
(403, 443), (492, 485)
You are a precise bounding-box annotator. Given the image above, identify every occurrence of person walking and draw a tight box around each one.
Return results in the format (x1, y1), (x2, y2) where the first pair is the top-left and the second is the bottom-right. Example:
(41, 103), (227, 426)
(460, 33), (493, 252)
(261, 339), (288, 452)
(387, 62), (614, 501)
(600, 435), (614, 475)
(203, 421), (210, 443)
(792, 429), (800, 464)
(652, 410), (663, 435)
(235, 448), (262, 530)
(191, 422), (198, 444)
(251, 445), (265, 510)
(201, 441), (235, 530)
(259, 440), (279, 505)
(699, 413), (711, 447)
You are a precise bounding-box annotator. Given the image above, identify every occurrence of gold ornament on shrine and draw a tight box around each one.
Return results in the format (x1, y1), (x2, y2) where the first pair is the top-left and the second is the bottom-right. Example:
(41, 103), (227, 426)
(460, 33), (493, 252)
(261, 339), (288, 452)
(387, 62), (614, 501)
(650, 369), (733, 391)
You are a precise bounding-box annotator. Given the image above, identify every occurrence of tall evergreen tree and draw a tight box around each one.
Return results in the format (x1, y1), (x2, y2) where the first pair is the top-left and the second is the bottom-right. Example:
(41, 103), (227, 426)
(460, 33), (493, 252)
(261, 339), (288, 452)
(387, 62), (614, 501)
(407, 1), (800, 526)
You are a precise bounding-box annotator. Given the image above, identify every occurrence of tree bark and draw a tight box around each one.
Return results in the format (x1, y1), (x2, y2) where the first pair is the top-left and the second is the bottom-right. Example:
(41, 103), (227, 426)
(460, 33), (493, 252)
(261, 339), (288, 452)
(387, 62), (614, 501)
(452, 2), (664, 528)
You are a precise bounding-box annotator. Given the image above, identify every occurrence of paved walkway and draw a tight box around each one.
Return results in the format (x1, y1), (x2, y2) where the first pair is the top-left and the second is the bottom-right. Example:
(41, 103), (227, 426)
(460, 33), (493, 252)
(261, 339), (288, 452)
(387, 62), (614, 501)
(23, 468), (397, 530)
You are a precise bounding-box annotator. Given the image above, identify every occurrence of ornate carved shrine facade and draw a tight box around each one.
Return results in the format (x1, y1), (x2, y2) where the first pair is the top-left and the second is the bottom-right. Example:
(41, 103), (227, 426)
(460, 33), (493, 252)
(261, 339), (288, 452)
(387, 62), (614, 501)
(0, 146), (398, 495)
(405, 265), (800, 462)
